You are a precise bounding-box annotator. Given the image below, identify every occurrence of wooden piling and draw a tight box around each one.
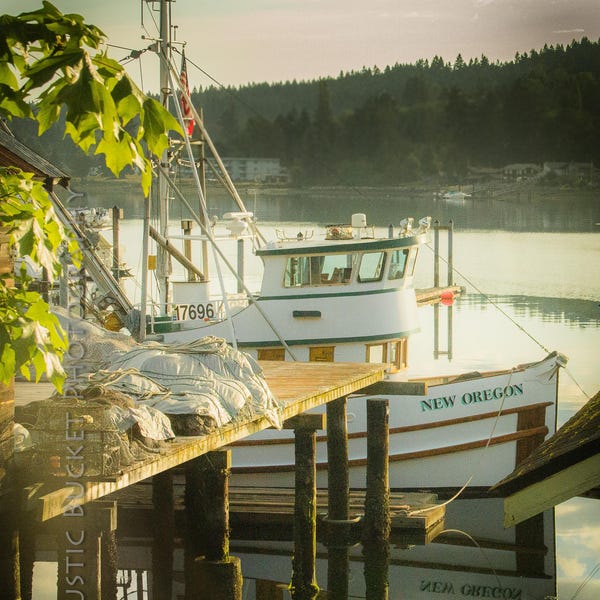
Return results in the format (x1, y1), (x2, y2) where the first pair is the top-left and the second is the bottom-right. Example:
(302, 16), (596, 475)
(185, 451), (231, 559)
(152, 471), (174, 599)
(0, 507), (20, 600)
(325, 397), (351, 599)
(327, 546), (350, 600)
(192, 557), (243, 600)
(189, 451), (242, 600)
(361, 399), (391, 599)
(363, 399), (390, 543)
(326, 396), (349, 522)
(204, 451), (231, 561)
(101, 529), (118, 600)
(363, 540), (390, 600)
(185, 455), (207, 559)
(291, 421), (320, 600)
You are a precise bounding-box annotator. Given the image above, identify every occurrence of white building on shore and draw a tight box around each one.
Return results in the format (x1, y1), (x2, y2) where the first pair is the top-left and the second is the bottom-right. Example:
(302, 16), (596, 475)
(207, 157), (288, 183)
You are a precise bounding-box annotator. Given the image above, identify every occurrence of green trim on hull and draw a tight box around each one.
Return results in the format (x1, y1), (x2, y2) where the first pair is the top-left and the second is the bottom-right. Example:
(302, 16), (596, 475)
(236, 327), (420, 348)
(258, 286), (413, 302)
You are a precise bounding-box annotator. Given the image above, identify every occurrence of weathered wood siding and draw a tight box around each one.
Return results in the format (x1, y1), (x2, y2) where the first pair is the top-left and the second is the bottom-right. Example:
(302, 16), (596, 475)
(0, 229), (14, 488)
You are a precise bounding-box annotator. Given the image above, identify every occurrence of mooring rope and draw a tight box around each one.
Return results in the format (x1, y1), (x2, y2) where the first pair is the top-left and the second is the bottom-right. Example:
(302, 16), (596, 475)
(410, 364), (518, 515)
(423, 240), (591, 401)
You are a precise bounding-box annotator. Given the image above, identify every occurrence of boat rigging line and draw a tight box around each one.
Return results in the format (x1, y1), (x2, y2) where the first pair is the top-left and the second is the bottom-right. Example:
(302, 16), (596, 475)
(161, 48), (267, 248)
(167, 45), (398, 206)
(153, 160), (299, 362)
(153, 44), (298, 359)
(423, 240), (590, 401)
(162, 51), (238, 350)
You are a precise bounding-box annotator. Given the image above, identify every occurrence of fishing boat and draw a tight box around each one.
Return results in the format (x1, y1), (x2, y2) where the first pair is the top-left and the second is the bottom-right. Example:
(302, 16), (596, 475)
(45, 0), (566, 492)
(230, 352), (565, 492)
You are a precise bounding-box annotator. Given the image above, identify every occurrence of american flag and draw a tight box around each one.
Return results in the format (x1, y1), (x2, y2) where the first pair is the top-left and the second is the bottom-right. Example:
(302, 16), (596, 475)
(179, 51), (195, 136)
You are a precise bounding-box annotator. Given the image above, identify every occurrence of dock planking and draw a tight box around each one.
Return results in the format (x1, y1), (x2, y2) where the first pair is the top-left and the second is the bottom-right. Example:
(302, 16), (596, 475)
(111, 480), (444, 534)
(17, 361), (387, 522)
(416, 285), (464, 306)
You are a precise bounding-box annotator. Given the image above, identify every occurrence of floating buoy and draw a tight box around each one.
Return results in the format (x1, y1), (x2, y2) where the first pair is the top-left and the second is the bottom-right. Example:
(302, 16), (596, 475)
(440, 290), (454, 306)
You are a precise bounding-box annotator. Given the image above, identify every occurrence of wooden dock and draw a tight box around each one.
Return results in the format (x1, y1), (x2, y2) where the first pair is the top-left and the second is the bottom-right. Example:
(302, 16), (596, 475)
(12, 361), (445, 597)
(110, 480), (444, 534)
(17, 361), (387, 522)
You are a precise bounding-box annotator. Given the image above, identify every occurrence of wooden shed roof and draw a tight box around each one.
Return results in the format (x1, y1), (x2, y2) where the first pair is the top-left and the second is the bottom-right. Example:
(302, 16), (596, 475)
(492, 389), (600, 495)
(0, 124), (70, 190)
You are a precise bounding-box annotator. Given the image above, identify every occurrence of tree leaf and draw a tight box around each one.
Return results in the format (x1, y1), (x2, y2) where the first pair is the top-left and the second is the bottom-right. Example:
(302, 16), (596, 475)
(95, 132), (133, 177)
(142, 97), (183, 157)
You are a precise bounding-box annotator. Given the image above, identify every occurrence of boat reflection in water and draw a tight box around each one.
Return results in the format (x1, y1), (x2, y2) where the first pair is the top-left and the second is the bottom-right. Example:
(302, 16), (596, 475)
(234, 497), (556, 600)
(26, 495), (555, 599)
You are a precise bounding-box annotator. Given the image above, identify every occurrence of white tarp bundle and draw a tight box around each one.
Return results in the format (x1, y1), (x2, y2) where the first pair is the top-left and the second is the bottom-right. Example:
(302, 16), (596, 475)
(55, 309), (283, 438)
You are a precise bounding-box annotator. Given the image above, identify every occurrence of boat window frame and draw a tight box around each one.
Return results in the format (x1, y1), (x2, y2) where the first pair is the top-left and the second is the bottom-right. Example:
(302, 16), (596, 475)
(357, 251), (386, 283)
(282, 253), (356, 288)
(366, 342), (387, 365)
(405, 248), (418, 277)
(387, 248), (410, 280)
(309, 346), (335, 362)
(366, 339), (408, 372)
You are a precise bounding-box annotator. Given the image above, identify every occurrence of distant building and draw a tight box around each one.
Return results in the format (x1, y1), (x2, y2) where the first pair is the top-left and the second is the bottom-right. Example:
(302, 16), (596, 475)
(207, 157), (288, 183)
(543, 161), (594, 181)
(503, 163), (541, 179)
(542, 162), (569, 176)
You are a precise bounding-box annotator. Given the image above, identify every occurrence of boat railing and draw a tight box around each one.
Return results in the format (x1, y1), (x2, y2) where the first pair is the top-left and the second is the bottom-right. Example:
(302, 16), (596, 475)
(139, 295), (251, 335)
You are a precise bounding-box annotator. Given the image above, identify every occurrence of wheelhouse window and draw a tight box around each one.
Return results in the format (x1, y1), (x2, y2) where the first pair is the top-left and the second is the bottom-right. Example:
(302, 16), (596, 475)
(405, 248), (418, 277)
(284, 254), (354, 287)
(358, 251), (386, 283)
(388, 249), (409, 280)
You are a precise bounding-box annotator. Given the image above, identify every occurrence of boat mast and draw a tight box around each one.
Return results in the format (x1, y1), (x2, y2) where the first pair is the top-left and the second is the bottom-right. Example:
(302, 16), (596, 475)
(156, 0), (172, 314)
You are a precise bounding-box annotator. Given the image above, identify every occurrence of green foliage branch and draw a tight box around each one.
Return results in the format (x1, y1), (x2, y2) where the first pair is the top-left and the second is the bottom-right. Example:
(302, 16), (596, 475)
(0, 2), (182, 389)
(0, 169), (78, 389)
(0, 1), (181, 194)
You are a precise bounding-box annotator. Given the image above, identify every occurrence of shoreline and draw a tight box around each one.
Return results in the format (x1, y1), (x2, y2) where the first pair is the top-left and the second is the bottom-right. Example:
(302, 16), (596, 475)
(75, 176), (599, 202)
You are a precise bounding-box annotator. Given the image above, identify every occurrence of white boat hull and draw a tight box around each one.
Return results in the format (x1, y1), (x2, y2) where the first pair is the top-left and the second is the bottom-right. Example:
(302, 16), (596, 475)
(230, 352), (563, 490)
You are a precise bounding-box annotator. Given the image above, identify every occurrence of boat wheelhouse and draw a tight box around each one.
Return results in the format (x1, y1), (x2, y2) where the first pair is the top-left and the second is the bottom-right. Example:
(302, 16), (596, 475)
(156, 214), (429, 373)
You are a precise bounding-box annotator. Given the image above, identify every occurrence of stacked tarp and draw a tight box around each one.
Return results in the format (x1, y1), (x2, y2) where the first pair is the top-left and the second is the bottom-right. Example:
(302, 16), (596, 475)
(54, 309), (283, 438)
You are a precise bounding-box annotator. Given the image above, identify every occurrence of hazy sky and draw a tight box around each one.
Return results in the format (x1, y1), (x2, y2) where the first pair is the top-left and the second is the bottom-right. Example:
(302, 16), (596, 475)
(4, 1), (600, 91)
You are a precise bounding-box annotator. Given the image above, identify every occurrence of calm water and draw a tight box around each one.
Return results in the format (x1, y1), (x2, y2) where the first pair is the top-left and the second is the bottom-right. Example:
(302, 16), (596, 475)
(30, 185), (600, 598)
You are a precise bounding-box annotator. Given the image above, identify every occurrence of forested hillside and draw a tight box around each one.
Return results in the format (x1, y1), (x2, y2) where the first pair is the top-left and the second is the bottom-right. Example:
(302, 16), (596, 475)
(10, 38), (600, 186)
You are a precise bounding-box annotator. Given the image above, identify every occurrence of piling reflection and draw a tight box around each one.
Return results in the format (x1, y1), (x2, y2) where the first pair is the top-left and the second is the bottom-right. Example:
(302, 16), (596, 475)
(3, 493), (556, 599)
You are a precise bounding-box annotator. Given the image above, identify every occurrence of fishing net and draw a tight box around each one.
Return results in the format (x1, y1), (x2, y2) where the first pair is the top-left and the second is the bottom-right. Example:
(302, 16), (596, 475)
(53, 309), (283, 437)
